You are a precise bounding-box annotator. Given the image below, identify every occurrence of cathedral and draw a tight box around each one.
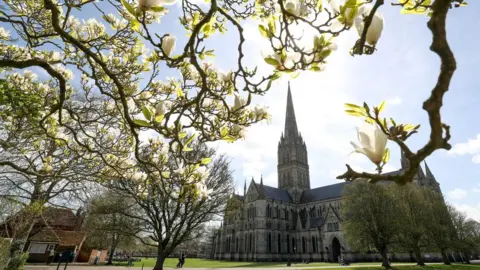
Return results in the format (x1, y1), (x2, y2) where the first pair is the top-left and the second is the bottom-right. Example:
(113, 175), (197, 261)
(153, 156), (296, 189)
(211, 83), (441, 262)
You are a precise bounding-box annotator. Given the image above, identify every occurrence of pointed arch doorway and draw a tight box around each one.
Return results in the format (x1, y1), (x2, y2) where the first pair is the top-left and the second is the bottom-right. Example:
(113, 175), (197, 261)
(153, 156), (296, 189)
(332, 237), (341, 263)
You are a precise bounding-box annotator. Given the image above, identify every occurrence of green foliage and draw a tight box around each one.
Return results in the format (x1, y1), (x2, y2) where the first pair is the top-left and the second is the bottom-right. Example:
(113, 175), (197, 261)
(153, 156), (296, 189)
(0, 238), (11, 270)
(341, 180), (400, 253)
(6, 251), (28, 270)
(0, 79), (44, 123)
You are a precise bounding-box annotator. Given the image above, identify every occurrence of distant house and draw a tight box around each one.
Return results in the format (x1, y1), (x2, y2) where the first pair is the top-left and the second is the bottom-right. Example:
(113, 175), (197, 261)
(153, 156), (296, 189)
(0, 206), (106, 264)
(23, 207), (86, 263)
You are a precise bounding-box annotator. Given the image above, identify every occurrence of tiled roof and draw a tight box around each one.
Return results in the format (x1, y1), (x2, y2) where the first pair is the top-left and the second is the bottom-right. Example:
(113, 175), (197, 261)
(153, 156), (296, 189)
(30, 228), (85, 247)
(234, 194), (244, 201)
(42, 207), (78, 228)
(55, 230), (85, 247)
(255, 184), (292, 203)
(300, 182), (349, 203)
(30, 228), (60, 243)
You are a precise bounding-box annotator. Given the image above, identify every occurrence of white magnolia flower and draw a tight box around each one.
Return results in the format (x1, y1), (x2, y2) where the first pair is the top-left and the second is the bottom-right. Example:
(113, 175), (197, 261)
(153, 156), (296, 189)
(261, 49), (301, 69)
(132, 172), (148, 182)
(174, 167), (185, 175)
(0, 27), (10, 40)
(195, 166), (209, 179)
(23, 70), (37, 81)
(354, 4), (384, 45)
(254, 105), (268, 118)
(232, 95), (246, 111)
(196, 182), (212, 199)
(160, 143), (169, 155)
(202, 61), (214, 73)
(285, 0), (301, 16)
(49, 51), (62, 61)
(326, 43), (338, 51)
(42, 164), (53, 173)
(330, 0), (365, 27)
(161, 35), (176, 57)
(219, 70), (233, 83)
(155, 101), (165, 116)
(139, 0), (176, 7)
(350, 122), (387, 165)
(232, 124), (247, 139)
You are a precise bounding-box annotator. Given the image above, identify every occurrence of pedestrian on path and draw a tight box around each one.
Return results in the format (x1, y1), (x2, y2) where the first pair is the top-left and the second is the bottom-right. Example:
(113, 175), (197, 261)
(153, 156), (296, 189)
(176, 250), (183, 268)
(47, 248), (55, 265)
(180, 251), (186, 268)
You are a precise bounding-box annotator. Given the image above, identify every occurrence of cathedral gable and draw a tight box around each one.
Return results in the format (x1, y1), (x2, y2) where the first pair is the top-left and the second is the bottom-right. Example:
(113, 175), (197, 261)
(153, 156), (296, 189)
(246, 181), (259, 202)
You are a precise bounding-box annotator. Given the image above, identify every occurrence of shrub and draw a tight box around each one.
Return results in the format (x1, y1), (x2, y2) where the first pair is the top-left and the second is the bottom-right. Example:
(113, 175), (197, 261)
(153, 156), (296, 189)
(6, 251), (29, 270)
(0, 238), (12, 269)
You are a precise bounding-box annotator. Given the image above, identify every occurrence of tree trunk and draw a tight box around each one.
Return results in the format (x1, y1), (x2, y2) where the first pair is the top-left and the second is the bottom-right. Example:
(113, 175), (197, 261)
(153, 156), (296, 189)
(462, 251), (470, 264)
(378, 246), (391, 269)
(413, 247), (425, 266)
(107, 243), (118, 265)
(153, 250), (166, 270)
(440, 249), (451, 265)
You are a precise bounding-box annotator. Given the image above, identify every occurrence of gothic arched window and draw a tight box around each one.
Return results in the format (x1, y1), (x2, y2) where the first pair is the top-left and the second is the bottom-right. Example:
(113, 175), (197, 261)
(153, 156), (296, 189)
(244, 233), (247, 251)
(278, 234), (281, 253)
(268, 233), (272, 253)
(312, 236), (316, 252)
(249, 233), (253, 252)
(287, 234), (290, 253)
(302, 236), (306, 253)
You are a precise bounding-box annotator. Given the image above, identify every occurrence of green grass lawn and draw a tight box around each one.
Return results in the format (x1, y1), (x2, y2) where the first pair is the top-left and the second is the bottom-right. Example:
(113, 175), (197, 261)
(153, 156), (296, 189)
(119, 258), (480, 269)
(307, 266), (480, 270)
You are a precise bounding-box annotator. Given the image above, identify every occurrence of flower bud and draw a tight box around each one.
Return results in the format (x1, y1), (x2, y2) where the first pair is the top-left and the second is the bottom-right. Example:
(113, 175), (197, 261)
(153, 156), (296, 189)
(161, 35), (176, 57)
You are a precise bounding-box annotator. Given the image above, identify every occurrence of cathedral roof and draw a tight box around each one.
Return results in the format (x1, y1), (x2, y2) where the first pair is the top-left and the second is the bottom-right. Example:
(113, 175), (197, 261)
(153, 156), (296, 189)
(254, 183), (292, 203)
(299, 182), (350, 203)
(233, 194), (244, 201)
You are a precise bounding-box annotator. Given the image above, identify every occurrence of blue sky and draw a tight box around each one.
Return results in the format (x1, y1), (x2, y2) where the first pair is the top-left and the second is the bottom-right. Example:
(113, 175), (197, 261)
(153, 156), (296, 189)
(205, 1), (480, 220)
(2, 0), (479, 219)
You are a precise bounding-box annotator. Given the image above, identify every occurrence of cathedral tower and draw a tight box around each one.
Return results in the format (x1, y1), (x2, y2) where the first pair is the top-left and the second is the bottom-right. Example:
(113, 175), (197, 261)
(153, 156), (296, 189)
(277, 82), (310, 202)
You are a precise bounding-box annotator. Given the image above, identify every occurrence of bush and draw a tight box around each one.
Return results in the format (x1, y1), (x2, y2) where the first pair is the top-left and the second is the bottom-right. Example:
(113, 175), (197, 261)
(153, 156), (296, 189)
(6, 251), (28, 270)
(0, 238), (12, 269)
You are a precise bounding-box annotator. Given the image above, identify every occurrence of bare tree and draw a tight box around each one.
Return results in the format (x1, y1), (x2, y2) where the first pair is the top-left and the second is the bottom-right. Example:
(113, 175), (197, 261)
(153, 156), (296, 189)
(83, 191), (144, 265)
(448, 206), (480, 264)
(105, 143), (234, 270)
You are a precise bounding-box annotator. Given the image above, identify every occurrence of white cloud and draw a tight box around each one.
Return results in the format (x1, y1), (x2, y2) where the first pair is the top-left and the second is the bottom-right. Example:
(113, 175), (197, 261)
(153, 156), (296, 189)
(452, 202), (480, 222)
(473, 184), (480, 194)
(387, 96), (402, 105)
(472, 155), (480, 164)
(449, 134), (480, 156)
(447, 188), (468, 200)
(213, 19), (410, 190)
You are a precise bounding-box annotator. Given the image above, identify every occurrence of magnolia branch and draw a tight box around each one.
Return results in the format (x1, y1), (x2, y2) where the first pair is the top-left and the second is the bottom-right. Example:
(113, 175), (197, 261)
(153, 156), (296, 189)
(338, 0), (455, 184)
(0, 58), (67, 122)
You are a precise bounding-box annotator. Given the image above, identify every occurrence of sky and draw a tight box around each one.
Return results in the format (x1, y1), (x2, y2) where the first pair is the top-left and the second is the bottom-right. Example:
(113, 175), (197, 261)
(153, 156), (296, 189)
(2, 0), (480, 220)
(56, 0), (480, 221)
(194, 1), (480, 221)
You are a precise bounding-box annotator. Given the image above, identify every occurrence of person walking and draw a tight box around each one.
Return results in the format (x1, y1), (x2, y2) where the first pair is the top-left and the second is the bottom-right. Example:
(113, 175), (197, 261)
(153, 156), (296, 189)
(47, 248), (55, 265)
(180, 251), (186, 268)
(176, 250), (183, 268)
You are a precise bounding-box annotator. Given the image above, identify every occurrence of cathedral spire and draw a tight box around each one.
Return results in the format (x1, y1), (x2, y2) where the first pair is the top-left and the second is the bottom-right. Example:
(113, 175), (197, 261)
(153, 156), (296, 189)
(244, 179), (247, 195)
(260, 175), (263, 186)
(285, 82), (298, 138)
